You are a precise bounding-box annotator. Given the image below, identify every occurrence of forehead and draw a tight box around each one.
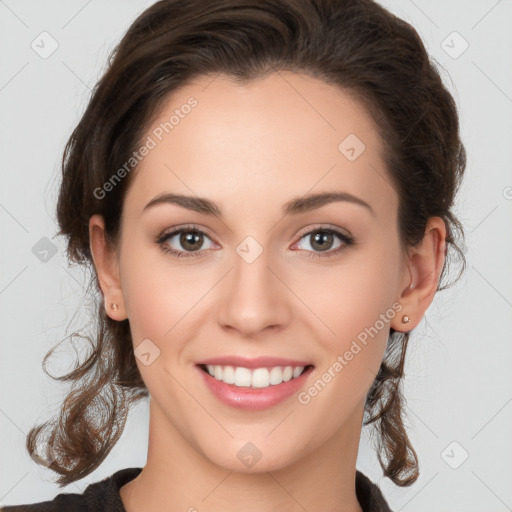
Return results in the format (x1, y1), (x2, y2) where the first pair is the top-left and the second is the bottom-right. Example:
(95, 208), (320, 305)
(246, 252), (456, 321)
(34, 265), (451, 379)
(124, 71), (396, 220)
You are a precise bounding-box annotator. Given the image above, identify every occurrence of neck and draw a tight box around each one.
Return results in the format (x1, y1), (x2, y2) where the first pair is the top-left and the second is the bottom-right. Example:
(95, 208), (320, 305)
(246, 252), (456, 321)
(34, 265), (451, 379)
(120, 399), (365, 512)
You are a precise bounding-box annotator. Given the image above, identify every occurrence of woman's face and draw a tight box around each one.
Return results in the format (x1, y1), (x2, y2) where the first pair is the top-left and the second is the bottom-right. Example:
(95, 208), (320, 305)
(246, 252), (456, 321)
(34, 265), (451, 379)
(105, 71), (412, 472)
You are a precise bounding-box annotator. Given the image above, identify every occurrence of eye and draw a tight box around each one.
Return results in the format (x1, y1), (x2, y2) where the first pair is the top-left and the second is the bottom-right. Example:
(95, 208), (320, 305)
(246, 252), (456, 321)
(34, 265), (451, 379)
(156, 224), (215, 258)
(156, 224), (355, 259)
(293, 226), (355, 258)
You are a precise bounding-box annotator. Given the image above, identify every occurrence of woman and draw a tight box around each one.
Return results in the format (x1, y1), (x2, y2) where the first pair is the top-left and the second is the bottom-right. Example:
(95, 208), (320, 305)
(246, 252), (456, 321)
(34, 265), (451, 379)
(1, 0), (466, 511)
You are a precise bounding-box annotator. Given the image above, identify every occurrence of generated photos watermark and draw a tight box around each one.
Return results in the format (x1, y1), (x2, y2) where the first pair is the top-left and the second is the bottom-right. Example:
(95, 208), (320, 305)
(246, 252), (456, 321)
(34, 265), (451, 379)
(93, 96), (198, 200)
(297, 301), (403, 405)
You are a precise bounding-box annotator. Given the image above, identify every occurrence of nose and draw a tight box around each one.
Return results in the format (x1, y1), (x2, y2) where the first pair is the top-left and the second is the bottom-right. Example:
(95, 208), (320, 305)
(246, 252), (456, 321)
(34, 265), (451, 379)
(216, 244), (291, 337)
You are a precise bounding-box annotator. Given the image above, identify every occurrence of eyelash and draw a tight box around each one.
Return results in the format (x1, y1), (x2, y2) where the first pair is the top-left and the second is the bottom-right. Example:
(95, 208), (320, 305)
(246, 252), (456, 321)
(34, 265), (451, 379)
(155, 223), (355, 259)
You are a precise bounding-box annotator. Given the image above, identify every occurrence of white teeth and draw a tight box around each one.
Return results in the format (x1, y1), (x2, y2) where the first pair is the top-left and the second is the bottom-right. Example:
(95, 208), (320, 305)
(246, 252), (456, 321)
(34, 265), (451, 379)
(269, 366), (282, 385)
(234, 367), (252, 387)
(292, 366), (303, 378)
(223, 365), (235, 384)
(204, 364), (307, 388)
(251, 368), (270, 388)
(282, 366), (293, 382)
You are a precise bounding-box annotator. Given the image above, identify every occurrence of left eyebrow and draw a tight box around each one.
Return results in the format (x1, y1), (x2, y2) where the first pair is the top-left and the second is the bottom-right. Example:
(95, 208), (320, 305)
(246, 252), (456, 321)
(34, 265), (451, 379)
(142, 191), (375, 217)
(282, 191), (375, 217)
(143, 193), (222, 216)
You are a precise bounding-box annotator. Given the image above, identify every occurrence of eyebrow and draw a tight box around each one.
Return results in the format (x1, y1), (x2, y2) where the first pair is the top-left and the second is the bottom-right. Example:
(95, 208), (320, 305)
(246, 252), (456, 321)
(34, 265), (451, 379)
(143, 191), (375, 217)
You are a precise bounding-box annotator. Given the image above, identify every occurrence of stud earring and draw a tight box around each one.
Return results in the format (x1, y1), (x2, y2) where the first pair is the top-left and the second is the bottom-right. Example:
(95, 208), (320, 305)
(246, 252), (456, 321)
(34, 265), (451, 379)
(111, 303), (119, 312)
(401, 314), (410, 324)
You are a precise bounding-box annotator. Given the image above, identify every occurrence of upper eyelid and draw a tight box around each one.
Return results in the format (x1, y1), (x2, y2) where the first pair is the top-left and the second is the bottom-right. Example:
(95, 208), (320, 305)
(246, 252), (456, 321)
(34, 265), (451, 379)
(159, 224), (216, 243)
(159, 224), (352, 247)
(294, 223), (352, 239)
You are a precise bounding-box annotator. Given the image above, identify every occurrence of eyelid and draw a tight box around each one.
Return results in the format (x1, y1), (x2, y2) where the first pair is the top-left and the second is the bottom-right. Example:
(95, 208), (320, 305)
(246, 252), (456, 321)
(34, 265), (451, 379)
(158, 223), (216, 240)
(156, 223), (354, 258)
(156, 223), (352, 244)
(156, 223), (218, 247)
(291, 224), (354, 258)
(294, 223), (353, 240)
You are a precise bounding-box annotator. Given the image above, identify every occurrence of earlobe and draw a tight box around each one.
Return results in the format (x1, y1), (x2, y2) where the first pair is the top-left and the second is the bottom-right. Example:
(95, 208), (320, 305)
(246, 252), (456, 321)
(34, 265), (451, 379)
(88, 214), (126, 320)
(392, 217), (447, 332)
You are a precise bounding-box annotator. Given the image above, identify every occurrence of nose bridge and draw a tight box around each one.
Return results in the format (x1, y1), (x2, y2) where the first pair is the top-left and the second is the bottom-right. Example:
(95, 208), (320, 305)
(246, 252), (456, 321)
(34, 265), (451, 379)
(217, 234), (289, 335)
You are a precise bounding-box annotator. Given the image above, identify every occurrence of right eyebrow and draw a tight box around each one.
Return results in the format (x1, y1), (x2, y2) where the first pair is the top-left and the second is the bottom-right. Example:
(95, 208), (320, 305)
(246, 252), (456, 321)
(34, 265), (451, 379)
(142, 190), (375, 218)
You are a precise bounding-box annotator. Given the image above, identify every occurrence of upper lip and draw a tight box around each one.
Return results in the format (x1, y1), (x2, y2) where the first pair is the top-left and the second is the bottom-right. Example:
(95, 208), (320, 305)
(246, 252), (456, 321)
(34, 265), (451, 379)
(196, 356), (313, 369)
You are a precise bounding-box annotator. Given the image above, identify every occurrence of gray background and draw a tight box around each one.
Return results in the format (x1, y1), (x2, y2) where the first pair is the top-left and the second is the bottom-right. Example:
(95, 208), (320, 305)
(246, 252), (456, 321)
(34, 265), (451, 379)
(1, 0), (511, 510)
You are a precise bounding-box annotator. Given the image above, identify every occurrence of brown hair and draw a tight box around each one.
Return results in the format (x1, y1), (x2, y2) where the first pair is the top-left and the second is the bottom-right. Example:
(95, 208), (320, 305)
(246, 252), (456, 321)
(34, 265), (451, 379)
(27, 0), (466, 487)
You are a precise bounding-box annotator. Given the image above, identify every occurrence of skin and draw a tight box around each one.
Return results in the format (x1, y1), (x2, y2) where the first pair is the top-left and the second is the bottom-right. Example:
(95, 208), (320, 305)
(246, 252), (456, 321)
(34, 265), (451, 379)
(89, 71), (446, 512)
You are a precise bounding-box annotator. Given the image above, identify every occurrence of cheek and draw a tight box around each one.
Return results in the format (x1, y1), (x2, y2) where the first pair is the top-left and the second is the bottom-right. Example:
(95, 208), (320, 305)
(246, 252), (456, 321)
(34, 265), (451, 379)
(308, 242), (400, 339)
(294, 251), (400, 436)
(118, 240), (181, 343)
(302, 238), (401, 396)
(118, 240), (219, 360)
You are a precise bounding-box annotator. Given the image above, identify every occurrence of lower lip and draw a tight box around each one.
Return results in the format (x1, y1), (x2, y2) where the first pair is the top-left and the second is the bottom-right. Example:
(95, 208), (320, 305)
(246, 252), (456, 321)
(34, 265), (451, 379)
(196, 365), (314, 411)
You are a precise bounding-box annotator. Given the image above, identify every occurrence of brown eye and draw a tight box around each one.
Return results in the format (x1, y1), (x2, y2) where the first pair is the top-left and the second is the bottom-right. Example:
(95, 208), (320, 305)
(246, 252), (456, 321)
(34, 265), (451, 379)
(179, 231), (204, 252)
(294, 227), (354, 259)
(309, 231), (336, 252)
(157, 225), (215, 258)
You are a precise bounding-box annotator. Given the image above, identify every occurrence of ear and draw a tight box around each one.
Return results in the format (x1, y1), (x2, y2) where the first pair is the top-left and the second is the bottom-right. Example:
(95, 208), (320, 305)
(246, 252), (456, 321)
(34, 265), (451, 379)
(392, 216), (447, 332)
(89, 214), (126, 321)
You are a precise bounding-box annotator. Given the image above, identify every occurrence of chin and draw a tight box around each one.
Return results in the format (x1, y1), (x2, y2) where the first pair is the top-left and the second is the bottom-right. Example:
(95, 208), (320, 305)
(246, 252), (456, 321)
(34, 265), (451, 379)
(197, 434), (308, 474)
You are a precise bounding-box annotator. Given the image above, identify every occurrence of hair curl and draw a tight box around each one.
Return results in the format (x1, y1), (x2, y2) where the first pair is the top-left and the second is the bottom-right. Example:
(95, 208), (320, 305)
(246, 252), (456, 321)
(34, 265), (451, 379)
(26, 0), (466, 488)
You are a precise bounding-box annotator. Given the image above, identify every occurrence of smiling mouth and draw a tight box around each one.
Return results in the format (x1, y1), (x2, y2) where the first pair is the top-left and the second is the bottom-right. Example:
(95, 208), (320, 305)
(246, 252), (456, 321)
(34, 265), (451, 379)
(198, 363), (314, 389)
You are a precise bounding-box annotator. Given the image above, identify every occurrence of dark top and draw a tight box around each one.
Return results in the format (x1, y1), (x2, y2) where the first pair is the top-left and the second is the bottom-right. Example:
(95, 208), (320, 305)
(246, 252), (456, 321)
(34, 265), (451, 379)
(0, 467), (393, 511)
